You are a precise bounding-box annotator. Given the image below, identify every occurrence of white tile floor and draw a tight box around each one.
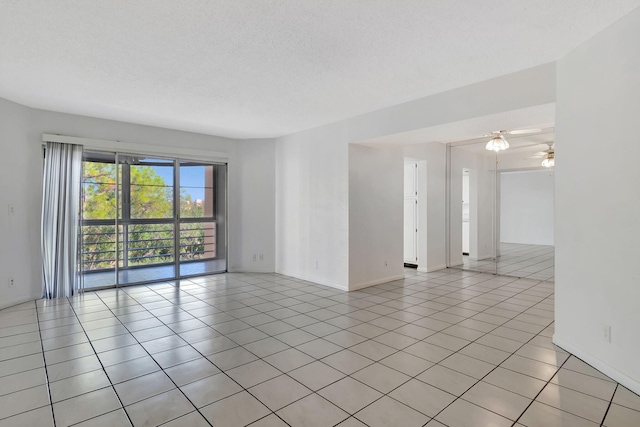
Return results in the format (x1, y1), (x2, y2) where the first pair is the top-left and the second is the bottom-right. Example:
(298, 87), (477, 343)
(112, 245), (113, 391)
(1, 268), (639, 426)
(462, 243), (555, 281)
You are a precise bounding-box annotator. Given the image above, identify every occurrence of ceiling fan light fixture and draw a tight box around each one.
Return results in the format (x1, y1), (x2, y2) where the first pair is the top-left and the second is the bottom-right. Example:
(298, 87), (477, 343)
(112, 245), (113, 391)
(541, 151), (555, 168)
(485, 135), (510, 152)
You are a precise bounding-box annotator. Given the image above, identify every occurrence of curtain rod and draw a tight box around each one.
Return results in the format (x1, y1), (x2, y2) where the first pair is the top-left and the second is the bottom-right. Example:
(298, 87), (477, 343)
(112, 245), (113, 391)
(42, 133), (230, 164)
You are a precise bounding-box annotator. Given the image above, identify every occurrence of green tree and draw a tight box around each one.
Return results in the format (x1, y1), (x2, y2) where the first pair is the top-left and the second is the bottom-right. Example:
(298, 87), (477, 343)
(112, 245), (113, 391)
(82, 162), (118, 220)
(129, 165), (173, 218)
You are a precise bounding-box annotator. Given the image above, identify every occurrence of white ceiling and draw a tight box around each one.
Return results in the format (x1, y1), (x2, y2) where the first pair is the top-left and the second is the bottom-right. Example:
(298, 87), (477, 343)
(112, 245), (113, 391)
(1, 1), (639, 139)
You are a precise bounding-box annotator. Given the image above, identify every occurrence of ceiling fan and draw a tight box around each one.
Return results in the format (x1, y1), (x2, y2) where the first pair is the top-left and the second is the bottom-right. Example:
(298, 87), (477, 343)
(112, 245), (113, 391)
(483, 128), (543, 152)
(528, 142), (555, 167)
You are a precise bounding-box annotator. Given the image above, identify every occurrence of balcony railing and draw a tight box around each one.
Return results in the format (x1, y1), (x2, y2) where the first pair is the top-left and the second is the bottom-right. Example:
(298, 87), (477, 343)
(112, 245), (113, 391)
(81, 222), (217, 272)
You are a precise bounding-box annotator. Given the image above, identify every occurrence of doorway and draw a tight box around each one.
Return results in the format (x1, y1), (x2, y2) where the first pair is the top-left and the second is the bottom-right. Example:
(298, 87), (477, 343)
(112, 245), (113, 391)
(403, 162), (418, 266)
(462, 169), (470, 256)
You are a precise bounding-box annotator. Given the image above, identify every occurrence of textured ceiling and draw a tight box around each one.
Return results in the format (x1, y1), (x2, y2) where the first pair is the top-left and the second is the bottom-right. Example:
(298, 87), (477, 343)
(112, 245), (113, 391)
(1, 1), (639, 139)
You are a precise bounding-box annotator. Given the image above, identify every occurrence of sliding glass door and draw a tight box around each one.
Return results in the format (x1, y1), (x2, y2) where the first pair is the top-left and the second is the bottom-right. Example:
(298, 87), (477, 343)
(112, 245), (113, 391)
(178, 161), (227, 277)
(81, 152), (227, 289)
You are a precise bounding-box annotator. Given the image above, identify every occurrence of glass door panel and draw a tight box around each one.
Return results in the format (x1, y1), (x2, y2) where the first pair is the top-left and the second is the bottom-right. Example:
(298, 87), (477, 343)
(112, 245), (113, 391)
(81, 152), (118, 289)
(178, 162), (226, 276)
(117, 155), (177, 286)
(128, 157), (175, 219)
(448, 143), (497, 274)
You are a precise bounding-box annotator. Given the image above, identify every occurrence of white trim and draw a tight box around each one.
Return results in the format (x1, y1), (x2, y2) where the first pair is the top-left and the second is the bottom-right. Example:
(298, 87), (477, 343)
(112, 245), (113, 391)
(445, 143), (451, 268)
(276, 270), (348, 291)
(0, 296), (34, 311)
(42, 133), (229, 163)
(418, 264), (447, 273)
(229, 267), (275, 274)
(349, 274), (405, 291)
(469, 255), (493, 262)
(553, 334), (640, 396)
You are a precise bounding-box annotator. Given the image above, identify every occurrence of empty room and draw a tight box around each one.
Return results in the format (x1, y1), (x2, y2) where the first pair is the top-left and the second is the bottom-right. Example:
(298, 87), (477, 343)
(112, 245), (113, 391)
(1, 2), (640, 426)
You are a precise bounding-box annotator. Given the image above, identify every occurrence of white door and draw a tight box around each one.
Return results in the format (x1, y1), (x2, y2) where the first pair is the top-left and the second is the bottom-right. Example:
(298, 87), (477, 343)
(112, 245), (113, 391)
(404, 163), (418, 264)
(462, 169), (470, 255)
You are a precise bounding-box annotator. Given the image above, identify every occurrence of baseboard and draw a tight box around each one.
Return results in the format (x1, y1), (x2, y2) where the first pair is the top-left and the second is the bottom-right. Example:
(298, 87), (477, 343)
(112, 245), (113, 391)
(0, 296), (35, 311)
(553, 334), (640, 396)
(417, 264), (447, 273)
(469, 255), (493, 262)
(349, 274), (405, 291)
(228, 267), (275, 273)
(276, 270), (348, 292)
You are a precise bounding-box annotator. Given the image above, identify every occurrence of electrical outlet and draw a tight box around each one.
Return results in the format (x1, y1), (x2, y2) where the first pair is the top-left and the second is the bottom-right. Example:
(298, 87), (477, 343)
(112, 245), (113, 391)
(259, 254), (263, 261)
(252, 254), (256, 262)
(384, 261), (388, 267)
(603, 324), (612, 343)
(8, 278), (14, 288)
(7, 205), (15, 216)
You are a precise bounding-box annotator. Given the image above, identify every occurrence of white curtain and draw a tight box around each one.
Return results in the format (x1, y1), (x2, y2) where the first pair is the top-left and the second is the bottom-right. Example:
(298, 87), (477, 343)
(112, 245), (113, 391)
(41, 141), (83, 298)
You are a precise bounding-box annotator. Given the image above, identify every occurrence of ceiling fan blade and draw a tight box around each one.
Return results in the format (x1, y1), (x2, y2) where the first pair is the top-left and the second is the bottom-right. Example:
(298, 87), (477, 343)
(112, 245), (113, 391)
(508, 128), (543, 135)
(528, 153), (547, 159)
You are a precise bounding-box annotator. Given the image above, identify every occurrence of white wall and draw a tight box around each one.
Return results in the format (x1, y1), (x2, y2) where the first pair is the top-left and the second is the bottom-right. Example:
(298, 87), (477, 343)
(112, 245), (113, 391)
(554, 6), (640, 394)
(347, 63), (556, 143)
(232, 139), (276, 272)
(349, 144), (404, 289)
(0, 98), (36, 309)
(0, 98), (276, 308)
(500, 170), (554, 245)
(275, 122), (350, 289)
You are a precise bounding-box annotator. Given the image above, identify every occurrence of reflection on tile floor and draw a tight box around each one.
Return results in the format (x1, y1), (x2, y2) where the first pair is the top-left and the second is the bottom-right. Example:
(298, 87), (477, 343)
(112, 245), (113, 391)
(84, 259), (228, 290)
(463, 243), (555, 281)
(1, 268), (639, 426)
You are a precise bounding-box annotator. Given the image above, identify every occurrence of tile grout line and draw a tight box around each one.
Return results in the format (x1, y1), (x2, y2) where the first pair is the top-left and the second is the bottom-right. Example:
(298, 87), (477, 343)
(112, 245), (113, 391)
(340, 276), (558, 426)
(96, 285), (295, 427)
(173, 271), (545, 425)
(599, 383), (618, 427)
(18, 268), (628, 427)
(510, 355), (571, 426)
(81, 273), (545, 426)
(150, 284), (299, 427)
(138, 269), (552, 425)
(34, 299), (57, 427)
(64, 293), (137, 427)
(93, 289), (218, 427)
